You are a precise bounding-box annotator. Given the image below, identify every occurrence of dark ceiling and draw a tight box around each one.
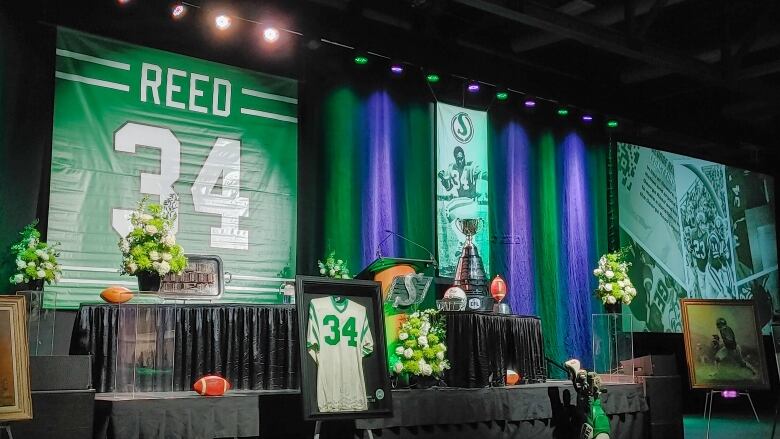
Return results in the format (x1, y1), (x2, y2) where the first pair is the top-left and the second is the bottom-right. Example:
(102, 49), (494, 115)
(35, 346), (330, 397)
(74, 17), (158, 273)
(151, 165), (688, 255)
(13, 0), (780, 173)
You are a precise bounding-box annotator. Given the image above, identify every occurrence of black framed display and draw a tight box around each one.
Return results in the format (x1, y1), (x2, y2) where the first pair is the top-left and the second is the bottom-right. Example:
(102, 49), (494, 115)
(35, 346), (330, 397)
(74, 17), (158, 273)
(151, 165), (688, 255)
(295, 275), (393, 420)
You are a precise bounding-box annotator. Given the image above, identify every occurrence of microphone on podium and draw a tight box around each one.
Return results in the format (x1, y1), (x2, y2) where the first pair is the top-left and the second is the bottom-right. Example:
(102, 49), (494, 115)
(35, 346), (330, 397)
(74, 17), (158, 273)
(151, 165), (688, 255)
(375, 229), (438, 269)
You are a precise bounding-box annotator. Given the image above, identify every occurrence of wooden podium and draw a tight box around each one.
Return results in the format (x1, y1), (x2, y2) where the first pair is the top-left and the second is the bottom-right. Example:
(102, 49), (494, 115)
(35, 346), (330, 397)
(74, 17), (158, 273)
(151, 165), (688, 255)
(356, 257), (435, 362)
(356, 257), (433, 299)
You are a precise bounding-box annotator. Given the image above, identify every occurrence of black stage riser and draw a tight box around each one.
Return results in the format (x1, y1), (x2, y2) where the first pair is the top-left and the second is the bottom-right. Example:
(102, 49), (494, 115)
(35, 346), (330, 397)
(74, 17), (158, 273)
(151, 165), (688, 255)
(643, 376), (684, 439)
(30, 355), (92, 391)
(8, 390), (94, 439)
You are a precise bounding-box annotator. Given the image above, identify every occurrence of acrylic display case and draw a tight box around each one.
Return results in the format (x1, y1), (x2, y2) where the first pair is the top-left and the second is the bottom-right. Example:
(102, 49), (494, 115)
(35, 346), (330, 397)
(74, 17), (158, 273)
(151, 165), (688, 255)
(113, 294), (177, 398)
(592, 312), (635, 384)
(16, 289), (57, 356)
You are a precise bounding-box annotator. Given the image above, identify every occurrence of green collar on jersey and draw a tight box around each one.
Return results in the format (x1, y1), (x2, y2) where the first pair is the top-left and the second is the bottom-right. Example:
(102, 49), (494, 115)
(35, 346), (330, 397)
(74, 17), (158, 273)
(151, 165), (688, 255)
(331, 296), (348, 313)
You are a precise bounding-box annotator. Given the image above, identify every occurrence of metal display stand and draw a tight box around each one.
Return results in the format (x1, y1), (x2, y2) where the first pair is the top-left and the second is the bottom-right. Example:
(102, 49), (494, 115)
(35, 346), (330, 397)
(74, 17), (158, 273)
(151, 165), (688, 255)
(312, 421), (375, 439)
(1, 423), (13, 439)
(703, 390), (759, 439)
(770, 321), (780, 439)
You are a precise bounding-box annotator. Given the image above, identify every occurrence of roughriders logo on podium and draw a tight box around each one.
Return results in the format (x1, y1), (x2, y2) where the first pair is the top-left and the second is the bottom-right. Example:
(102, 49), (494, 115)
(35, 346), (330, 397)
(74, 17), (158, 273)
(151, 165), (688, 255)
(435, 103), (490, 277)
(47, 28), (298, 308)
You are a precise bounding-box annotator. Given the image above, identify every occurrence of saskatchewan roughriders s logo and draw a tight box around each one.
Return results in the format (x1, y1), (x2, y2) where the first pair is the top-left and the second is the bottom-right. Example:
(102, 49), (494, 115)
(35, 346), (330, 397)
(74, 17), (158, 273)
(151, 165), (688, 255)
(451, 112), (474, 144)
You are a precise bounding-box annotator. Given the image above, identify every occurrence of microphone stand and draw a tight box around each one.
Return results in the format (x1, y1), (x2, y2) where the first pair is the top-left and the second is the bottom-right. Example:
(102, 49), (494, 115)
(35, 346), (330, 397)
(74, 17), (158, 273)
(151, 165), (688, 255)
(375, 229), (438, 270)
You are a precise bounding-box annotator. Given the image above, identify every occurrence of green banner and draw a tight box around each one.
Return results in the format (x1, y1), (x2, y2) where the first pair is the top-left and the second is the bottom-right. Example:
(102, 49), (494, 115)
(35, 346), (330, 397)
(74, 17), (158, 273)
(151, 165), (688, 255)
(47, 28), (297, 308)
(435, 103), (490, 277)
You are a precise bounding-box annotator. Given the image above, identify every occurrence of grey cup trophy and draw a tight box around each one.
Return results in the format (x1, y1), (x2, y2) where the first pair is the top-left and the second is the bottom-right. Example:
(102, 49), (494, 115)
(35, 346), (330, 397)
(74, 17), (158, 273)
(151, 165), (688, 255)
(453, 218), (491, 311)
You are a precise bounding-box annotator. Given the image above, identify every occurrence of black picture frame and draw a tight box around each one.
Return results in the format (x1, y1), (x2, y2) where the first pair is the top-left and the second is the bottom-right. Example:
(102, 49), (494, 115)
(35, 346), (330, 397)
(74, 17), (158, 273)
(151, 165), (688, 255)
(296, 275), (393, 421)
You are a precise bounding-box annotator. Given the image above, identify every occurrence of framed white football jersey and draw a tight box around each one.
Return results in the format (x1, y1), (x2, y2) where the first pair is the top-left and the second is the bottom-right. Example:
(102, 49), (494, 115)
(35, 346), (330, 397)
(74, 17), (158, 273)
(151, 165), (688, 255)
(306, 296), (374, 412)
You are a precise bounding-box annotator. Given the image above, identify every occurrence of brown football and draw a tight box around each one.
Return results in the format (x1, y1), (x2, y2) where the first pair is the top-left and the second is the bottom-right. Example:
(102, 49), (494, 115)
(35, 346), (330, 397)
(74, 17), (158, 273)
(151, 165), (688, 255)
(100, 285), (134, 304)
(193, 375), (230, 396)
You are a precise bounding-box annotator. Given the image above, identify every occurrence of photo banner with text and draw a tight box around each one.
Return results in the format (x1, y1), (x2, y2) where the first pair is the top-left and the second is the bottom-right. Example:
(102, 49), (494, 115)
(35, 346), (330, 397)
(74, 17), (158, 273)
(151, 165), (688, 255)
(618, 142), (776, 332)
(47, 28), (297, 308)
(435, 103), (490, 277)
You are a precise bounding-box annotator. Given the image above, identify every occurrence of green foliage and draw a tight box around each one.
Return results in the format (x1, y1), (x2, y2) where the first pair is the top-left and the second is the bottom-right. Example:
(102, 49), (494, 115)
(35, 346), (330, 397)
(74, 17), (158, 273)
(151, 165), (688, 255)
(8, 220), (62, 285)
(317, 250), (351, 279)
(118, 195), (187, 277)
(593, 246), (637, 305)
(389, 309), (450, 379)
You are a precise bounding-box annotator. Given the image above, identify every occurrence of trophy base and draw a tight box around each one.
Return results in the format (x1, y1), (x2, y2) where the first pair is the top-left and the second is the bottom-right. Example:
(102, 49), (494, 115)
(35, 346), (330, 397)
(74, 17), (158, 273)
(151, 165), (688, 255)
(465, 294), (494, 311)
(493, 303), (511, 314)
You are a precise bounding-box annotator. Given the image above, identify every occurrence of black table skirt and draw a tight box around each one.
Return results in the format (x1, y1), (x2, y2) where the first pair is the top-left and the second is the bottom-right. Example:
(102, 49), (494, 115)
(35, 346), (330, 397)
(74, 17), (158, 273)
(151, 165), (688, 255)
(70, 304), (299, 393)
(355, 383), (648, 439)
(71, 304), (545, 393)
(444, 313), (547, 387)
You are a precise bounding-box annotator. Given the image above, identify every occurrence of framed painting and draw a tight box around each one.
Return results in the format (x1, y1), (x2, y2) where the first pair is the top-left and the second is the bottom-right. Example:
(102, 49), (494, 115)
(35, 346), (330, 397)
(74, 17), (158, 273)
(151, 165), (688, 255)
(681, 299), (769, 390)
(296, 276), (393, 420)
(0, 295), (32, 421)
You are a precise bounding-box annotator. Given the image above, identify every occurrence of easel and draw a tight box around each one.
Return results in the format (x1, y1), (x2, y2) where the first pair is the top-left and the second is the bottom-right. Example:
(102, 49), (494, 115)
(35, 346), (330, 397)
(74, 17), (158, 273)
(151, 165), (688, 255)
(313, 421), (375, 439)
(771, 395), (779, 439)
(770, 321), (780, 439)
(703, 390), (759, 439)
(1, 422), (13, 439)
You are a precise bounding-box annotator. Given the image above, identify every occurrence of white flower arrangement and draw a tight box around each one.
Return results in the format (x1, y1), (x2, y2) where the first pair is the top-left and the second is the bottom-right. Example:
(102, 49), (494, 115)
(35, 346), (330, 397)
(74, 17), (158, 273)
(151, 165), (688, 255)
(390, 309), (450, 378)
(8, 220), (62, 285)
(317, 251), (351, 279)
(593, 248), (637, 306)
(118, 195), (187, 277)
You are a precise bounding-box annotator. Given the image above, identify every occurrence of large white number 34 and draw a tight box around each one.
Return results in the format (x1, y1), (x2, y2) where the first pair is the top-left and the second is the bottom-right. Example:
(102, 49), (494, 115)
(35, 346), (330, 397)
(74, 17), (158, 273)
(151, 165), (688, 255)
(191, 138), (249, 250)
(111, 122), (249, 250)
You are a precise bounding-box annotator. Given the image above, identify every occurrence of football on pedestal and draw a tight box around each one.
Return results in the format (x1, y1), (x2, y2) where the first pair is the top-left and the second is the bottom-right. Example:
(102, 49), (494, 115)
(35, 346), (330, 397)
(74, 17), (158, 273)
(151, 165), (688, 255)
(193, 375), (230, 396)
(100, 286), (134, 304)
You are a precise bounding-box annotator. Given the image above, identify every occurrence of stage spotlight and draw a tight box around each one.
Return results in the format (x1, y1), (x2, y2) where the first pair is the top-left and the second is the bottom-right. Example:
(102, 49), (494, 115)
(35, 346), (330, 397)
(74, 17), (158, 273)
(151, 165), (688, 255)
(354, 54), (369, 65)
(467, 81), (480, 93)
(425, 72), (440, 83)
(171, 3), (186, 19)
(117, 0), (131, 5)
(607, 119), (619, 128)
(582, 114), (594, 123)
(495, 90), (508, 101)
(215, 15), (232, 30)
(557, 108), (569, 116)
(390, 63), (404, 75)
(263, 27), (280, 43)
(523, 99), (536, 108)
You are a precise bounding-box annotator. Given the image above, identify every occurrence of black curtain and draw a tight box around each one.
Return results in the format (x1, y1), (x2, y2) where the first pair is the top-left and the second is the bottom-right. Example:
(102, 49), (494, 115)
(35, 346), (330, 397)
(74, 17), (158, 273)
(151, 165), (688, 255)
(0, 7), (56, 292)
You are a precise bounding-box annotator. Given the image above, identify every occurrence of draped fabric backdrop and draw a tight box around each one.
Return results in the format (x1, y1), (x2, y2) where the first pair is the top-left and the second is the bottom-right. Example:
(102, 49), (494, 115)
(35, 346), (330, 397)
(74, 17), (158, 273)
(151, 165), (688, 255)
(315, 85), (435, 273)
(489, 112), (608, 370)
(304, 78), (609, 370)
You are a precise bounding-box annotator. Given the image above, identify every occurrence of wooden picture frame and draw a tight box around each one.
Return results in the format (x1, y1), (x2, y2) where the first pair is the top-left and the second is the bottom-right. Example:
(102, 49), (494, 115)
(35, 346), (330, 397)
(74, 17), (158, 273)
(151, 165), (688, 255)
(296, 276), (393, 421)
(0, 295), (33, 421)
(681, 299), (769, 390)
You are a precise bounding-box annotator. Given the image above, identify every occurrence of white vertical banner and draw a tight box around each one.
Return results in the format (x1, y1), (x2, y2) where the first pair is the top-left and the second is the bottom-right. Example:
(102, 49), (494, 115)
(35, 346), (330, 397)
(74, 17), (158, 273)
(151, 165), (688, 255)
(435, 103), (490, 277)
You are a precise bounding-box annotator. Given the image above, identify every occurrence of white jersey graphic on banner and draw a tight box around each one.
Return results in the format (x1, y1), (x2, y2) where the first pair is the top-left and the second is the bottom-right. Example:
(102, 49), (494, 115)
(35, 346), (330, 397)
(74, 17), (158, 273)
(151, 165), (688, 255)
(306, 296), (374, 412)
